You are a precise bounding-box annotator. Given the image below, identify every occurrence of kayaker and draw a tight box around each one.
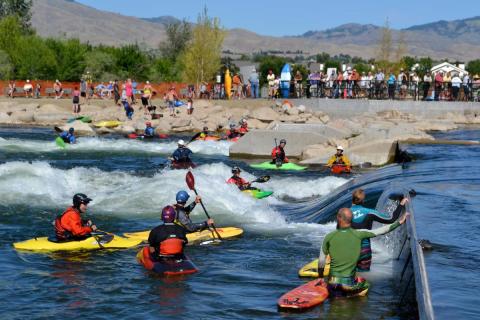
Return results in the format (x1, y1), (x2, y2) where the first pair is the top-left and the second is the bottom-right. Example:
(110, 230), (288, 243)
(271, 139), (289, 164)
(320, 207), (408, 295)
(326, 146), (351, 168)
(227, 166), (255, 191)
(148, 205), (188, 258)
(350, 188), (408, 271)
(173, 191), (214, 232)
(225, 123), (241, 140)
(144, 122), (155, 137)
(189, 126), (210, 142)
(171, 140), (193, 164)
(54, 193), (97, 241)
(238, 119), (249, 135)
(60, 127), (76, 144)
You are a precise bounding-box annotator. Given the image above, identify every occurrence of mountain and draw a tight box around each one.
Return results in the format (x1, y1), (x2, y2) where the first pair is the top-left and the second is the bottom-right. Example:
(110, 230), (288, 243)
(30, 0), (480, 61)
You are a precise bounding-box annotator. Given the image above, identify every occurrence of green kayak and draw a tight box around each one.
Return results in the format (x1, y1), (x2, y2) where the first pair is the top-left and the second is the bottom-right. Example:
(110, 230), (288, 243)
(55, 136), (66, 149)
(250, 161), (307, 171)
(242, 189), (273, 199)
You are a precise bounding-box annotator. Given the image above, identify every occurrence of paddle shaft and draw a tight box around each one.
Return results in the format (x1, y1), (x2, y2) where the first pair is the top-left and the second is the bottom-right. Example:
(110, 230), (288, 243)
(191, 188), (223, 240)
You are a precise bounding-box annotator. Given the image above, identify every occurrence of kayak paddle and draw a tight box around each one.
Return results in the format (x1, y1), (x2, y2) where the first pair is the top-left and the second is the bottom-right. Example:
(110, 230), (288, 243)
(185, 171), (223, 241)
(251, 175), (270, 184)
(54, 126), (63, 133)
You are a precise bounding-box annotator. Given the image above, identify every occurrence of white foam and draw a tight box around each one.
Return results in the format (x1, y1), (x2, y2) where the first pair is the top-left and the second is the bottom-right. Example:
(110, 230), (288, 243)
(263, 176), (349, 199)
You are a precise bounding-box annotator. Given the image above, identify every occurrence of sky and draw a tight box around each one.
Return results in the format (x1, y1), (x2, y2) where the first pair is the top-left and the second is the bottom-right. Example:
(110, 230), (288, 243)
(75, 0), (479, 37)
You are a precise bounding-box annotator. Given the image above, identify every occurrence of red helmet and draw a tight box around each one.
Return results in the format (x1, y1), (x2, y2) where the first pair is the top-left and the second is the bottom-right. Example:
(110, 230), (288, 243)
(161, 205), (176, 223)
(146, 122), (152, 126)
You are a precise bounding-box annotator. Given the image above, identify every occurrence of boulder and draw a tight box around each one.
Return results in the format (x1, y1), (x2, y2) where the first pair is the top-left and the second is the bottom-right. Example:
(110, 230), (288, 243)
(247, 118), (269, 129)
(285, 106), (300, 116)
(251, 107), (280, 122)
(348, 140), (398, 166)
(33, 112), (70, 124)
(60, 121), (96, 136)
(10, 110), (34, 123)
(319, 114), (330, 124)
(96, 127), (115, 134)
(171, 118), (191, 128)
(154, 120), (172, 133)
(0, 112), (11, 123)
(38, 104), (66, 113)
(300, 143), (336, 162)
(225, 108), (250, 120)
(297, 105), (306, 113)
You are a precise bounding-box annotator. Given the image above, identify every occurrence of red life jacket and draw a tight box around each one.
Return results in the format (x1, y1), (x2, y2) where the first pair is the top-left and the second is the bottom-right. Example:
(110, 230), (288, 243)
(227, 176), (248, 188)
(54, 207), (92, 240)
(159, 236), (184, 255)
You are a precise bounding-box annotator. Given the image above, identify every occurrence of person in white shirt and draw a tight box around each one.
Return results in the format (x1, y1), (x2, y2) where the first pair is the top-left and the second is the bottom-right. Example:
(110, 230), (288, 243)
(451, 74), (462, 101)
(23, 80), (33, 98)
(462, 74), (471, 101)
(266, 69), (275, 99)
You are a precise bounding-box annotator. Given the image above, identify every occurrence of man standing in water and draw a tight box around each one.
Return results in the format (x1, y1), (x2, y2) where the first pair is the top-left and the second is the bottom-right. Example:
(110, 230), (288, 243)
(320, 208), (408, 296)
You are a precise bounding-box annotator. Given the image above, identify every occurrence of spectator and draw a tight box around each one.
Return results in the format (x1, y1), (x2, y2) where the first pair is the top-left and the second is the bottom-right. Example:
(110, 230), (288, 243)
(232, 73), (243, 99)
(54, 80), (63, 99)
(7, 80), (15, 98)
(80, 78), (87, 104)
(23, 80), (33, 98)
(267, 69), (275, 99)
(187, 98), (194, 115)
(398, 69), (407, 100)
(462, 73), (471, 101)
(387, 71), (396, 100)
(273, 76), (280, 99)
(434, 72), (443, 101)
(126, 79), (135, 104)
(366, 71), (374, 99)
(113, 80), (120, 105)
(375, 69), (385, 99)
(423, 71), (432, 100)
(443, 71), (452, 100)
(142, 81), (153, 115)
(165, 86), (179, 117)
(87, 83), (94, 103)
(248, 68), (260, 99)
(451, 73), (462, 101)
(72, 86), (80, 114)
(294, 70), (303, 98)
(34, 83), (41, 99)
(411, 72), (420, 101)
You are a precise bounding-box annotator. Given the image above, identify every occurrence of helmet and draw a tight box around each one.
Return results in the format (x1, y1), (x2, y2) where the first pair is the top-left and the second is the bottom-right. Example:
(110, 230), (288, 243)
(203, 126), (208, 131)
(73, 193), (92, 208)
(337, 146), (344, 151)
(232, 166), (241, 174)
(280, 139), (286, 144)
(229, 123), (235, 128)
(69, 127), (74, 133)
(241, 118), (247, 124)
(176, 190), (190, 203)
(178, 139), (185, 146)
(161, 205), (176, 223)
(146, 121), (152, 126)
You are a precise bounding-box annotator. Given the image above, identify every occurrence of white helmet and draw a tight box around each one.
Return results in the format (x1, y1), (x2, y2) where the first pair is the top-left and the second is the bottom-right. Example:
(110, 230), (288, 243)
(178, 139), (185, 146)
(336, 145), (344, 151)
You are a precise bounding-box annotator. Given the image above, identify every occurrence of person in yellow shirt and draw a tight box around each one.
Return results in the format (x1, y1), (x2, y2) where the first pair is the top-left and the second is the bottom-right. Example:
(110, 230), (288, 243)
(326, 146), (351, 168)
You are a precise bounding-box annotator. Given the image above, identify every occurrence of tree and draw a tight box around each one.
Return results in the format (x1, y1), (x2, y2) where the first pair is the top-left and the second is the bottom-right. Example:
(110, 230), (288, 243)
(84, 50), (115, 81)
(0, 49), (13, 79)
(113, 44), (150, 81)
(0, 0), (32, 33)
(377, 18), (392, 62)
(46, 38), (87, 81)
(182, 7), (225, 86)
(15, 35), (57, 79)
(467, 59), (480, 76)
(315, 52), (331, 63)
(258, 55), (291, 86)
(160, 20), (191, 61)
(395, 31), (408, 63)
(417, 57), (433, 76)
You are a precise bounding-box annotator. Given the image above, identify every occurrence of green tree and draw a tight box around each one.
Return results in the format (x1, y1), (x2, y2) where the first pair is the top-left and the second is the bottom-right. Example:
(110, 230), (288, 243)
(315, 52), (331, 63)
(258, 55), (291, 86)
(377, 18), (392, 62)
(113, 44), (150, 81)
(0, 16), (22, 56)
(15, 35), (56, 79)
(467, 59), (480, 76)
(0, 49), (13, 79)
(84, 50), (115, 81)
(417, 57), (433, 76)
(182, 7), (225, 86)
(160, 20), (191, 61)
(46, 38), (87, 81)
(353, 63), (370, 75)
(0, 0), (32, 33)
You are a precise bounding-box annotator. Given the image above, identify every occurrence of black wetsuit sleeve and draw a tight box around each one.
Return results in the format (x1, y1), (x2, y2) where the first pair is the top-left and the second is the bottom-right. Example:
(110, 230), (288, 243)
(189, 133), (201, 143)
(185, 202), (196, 213)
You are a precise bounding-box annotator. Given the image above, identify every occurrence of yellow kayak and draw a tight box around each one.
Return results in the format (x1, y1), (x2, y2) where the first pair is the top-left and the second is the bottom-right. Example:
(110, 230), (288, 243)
(13, 233), (142, 252)
(298, 256), (330, 278)
(93, 120), (123, 128)
(124, 227), (244, 244)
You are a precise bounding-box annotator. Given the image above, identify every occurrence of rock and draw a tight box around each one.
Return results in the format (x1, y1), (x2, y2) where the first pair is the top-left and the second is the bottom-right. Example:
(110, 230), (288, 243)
(61, 121), (96, 136)
(251, 107), (280, 122)
(38, 104), (66, 113)
(297, 105), (306, 113)
(193, 113), (209, 121)
(10, 111), (34, 123)
(154, 120), (172, 133)
(286, 106), (300, 116)
(211, 105), (225, 113)
(33, 112), (70, 124)
(305, 116), (323, 124)
(327, 119), (363, 136)
(247, 118), (269, 129)
(114, 124), (136, 134)
(319, 114), (330, 124)
(301, 143), (336, 162)
(96, 127), (115, 134)
(0, 112), (11, 123)
(348, 140), (398, 166)
(171, 118), (191, 128)
(225, 108), (250, 121)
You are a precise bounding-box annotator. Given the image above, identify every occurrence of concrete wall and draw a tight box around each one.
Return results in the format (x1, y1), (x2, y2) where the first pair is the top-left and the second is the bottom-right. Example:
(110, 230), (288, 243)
(294, 98), (480, 119)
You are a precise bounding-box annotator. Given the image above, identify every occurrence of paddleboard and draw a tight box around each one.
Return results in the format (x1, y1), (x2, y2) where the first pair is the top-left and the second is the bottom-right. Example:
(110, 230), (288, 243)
(55, 137), (66, 149)
(250, 161), (307, 171)
(93, 120), (122, 128)
(13, 233), (142, 252)
(277, 278), (329, 311)
(242, 189), (273, 199)
(124, 227), (244, 243)
(137, 247), (198, 276)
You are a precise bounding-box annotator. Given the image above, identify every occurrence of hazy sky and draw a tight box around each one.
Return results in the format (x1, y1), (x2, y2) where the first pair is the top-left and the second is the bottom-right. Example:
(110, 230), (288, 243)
(75, 0), (479, 36)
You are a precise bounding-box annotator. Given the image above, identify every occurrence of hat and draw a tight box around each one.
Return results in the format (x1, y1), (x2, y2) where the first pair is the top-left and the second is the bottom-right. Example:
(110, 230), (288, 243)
(336, 146), (344, 151)
(146, 81), (150, 84)
(26, 79), (30, 83)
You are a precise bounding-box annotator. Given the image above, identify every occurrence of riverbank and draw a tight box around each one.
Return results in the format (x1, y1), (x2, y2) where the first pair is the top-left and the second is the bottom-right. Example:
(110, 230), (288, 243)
(0, 97), (479, 165)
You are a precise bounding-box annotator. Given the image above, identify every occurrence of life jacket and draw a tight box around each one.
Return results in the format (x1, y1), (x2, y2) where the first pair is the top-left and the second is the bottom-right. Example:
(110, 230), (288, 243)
(227, 176), (248, 189)
(333, 155), (345, 165)
(271, 146), (285, 161)
(54, 207), (91, 241)
(159, 223), (185, 255)
(239, 125), (248, 134)
(227, 129), (240, 139)
(199, 132), (207, 139)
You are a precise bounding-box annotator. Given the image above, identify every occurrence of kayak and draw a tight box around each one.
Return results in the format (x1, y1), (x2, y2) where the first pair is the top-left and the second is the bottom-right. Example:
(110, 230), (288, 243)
(68, 116), (91, 123)
(127, 133), (155, 140)
(242, 189), (273, 199)
(250, 161), (307, 171)
(55, 136), (66, 149)
(171, 161), (196, 170)
(277, 278), (329, 311)
(93, 120), (122, 128)
(196, 136), (220, 141)
(331, 164), (351, 174)
(137, 247), (198, 276)
(13, 233), (142, 252)
(228, 136), (240, 142)
(124, 227), (244, 243)
(299, 257), (330, 278)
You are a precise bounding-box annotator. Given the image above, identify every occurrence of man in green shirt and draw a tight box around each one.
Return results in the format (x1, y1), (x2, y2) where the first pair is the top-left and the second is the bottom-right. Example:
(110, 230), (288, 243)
(321, 207), (409, 296)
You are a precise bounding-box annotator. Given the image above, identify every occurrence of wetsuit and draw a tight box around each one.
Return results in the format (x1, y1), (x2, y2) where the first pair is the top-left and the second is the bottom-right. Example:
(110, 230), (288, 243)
(350, 203), (405, 271)
(326, 154), (351, 167)
(144, 126), (155, 137)
(321, 221), (401, 295)
(190, 131), (209, 142)
(173, 203), (208, 232)
(172, 147), (193, 166)
(271, 146), (289, 163)
(148, 222), (188, 258)
(54, 207), (92, 241)
(60, 132), (76, 144)
(227, 176), (254, 191)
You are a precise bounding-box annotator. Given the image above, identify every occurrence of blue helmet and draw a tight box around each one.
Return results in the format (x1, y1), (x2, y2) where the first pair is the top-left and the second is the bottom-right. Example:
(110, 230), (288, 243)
(69, 127), (74, 134)
(176, 190), (190, 203)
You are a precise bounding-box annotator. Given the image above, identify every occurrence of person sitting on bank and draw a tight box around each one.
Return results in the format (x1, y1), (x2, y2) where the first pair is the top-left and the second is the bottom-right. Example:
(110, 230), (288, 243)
(350, 188), (409, 271)
(227, 166), (256, 191)
(271, 139), (289, 164)
(326, 146), (351, 168)
(144, 121), (155, 137)
(173, 191), (214, 232)
(60, 127), (76, 144)
(320, 207), (408, 296)
(54, 193), (97, 241)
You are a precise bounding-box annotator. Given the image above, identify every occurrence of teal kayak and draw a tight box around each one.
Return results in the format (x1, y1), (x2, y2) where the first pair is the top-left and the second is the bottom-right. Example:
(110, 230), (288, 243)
(55, 137), (66, 149)
(243, 189), (273, 199)
(250, 161), (307, 171)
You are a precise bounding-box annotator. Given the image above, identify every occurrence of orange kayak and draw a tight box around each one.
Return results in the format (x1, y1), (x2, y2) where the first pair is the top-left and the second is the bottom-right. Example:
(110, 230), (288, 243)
(136, 247), (198, 276)
(331, 164), (351, 174)
(277, 278), (329, 311)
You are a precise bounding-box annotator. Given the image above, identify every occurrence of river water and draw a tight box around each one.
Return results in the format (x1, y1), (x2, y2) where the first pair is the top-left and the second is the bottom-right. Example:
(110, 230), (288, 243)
(0, 126), (477, 319)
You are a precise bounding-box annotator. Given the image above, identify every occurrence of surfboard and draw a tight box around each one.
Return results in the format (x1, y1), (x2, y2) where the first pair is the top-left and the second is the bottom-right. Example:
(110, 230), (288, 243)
(277, 278), (329, 311)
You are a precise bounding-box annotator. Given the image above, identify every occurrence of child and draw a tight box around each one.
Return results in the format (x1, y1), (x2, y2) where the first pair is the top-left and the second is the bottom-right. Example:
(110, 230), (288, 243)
(187, 98), (193, 115)
(72, 86), (81, 114)
(121, 84), (134, 120)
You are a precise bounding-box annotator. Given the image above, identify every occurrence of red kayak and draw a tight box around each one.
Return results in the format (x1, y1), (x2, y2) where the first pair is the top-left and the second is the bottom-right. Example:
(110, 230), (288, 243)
(136, 247), (198, 276)
(278, 278), (329, 311)
(171, 160), (196, 170)
(331, 164), (351, 174)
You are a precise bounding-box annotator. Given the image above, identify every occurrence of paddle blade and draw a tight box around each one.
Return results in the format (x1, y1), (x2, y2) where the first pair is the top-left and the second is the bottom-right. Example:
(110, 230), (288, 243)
(253, 175), (270, 183)
(186, 171), (195, 190)
(54, 126), (63, 133)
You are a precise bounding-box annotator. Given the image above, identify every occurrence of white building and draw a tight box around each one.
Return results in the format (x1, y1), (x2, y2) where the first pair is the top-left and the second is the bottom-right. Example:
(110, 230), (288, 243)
(430, 62), (468, 75)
